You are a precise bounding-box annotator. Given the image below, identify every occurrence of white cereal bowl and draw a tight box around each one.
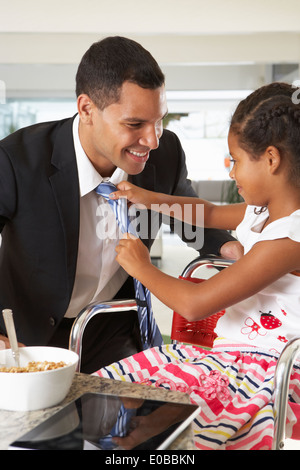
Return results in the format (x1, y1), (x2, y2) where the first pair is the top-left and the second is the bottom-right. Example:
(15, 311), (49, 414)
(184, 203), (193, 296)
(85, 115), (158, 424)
(0, 346), (79, 411)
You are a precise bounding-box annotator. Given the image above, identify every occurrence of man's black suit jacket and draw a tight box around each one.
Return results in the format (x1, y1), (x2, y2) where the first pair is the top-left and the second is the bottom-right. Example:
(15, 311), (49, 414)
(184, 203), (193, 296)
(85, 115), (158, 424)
(0, 115), (233, 345)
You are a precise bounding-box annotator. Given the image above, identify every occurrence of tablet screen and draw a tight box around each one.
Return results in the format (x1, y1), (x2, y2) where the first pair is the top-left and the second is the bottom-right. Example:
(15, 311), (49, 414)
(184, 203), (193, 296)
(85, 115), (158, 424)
(9, 392), (198, 450)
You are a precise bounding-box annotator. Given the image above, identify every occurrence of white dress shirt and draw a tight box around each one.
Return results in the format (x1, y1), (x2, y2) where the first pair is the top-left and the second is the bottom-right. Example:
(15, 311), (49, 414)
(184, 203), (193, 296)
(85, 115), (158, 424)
(64, 115), (128, 318)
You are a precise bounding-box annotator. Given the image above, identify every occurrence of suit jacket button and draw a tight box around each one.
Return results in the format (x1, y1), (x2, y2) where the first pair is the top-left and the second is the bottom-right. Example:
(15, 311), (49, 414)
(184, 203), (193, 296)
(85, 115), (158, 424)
(49, 317), (56, 327)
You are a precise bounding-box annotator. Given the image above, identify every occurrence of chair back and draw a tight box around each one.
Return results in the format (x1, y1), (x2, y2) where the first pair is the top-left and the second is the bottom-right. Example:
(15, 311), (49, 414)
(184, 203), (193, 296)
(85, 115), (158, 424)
(171, 257), (234, 348)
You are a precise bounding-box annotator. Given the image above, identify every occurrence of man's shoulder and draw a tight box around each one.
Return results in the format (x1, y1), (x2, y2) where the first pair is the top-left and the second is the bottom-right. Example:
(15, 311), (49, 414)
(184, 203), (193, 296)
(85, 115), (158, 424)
(151, 128), (182, 159)
(160, 127), (180, 145)
(0, 116), (74, 150)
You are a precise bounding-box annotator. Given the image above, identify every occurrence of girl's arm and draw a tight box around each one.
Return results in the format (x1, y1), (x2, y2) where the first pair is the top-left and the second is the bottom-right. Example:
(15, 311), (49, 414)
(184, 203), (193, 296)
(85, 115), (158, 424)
(111, 181), (247, 231)
(116, 234), (300, 322)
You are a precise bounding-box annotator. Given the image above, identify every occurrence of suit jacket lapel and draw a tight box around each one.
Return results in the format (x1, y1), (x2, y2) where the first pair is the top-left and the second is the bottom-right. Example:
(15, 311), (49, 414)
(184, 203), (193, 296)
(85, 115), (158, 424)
(49, 117), (80, 295)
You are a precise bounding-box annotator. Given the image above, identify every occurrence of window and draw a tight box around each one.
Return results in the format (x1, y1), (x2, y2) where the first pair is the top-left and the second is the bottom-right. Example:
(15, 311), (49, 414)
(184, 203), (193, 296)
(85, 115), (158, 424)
(0, 99), (77, 139)
(165, 90), (252, 180)
(0, 90), (252, 181)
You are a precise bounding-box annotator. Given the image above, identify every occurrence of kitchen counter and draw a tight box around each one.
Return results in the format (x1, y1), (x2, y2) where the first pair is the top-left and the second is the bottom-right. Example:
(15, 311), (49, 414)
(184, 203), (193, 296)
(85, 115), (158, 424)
(0, 373), (195, 450)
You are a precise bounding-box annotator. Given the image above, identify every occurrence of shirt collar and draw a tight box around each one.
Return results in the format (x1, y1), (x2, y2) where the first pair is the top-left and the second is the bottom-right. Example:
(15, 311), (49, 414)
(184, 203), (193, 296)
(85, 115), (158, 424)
(72, 114), (127, 197)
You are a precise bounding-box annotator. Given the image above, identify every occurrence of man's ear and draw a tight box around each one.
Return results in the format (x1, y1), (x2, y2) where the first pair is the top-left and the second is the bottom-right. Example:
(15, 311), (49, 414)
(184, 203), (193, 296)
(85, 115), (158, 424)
(77, 94), (93, 124)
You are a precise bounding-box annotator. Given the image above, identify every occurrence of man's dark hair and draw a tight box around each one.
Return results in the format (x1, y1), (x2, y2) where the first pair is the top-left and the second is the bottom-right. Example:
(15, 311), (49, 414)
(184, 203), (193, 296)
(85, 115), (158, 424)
(75, 36), (165, 110)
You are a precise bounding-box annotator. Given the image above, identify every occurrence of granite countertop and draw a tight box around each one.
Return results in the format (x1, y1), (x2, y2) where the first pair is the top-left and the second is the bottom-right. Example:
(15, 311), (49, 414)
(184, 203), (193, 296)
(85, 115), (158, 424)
(0, 373), (195, 450)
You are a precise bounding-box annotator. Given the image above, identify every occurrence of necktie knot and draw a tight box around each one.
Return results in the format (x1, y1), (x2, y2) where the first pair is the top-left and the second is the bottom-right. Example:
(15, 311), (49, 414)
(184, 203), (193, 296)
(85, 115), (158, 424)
(95, 181), (117, 199)
(95, 182), (132, 235)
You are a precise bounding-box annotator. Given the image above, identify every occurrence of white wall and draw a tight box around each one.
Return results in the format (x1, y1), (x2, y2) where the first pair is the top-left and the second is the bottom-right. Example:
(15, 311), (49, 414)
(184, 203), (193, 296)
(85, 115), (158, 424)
(0, 0), (300, 97)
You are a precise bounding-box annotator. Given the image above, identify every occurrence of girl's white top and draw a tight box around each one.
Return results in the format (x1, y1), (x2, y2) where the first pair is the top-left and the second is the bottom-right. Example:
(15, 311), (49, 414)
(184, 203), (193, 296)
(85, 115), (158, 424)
(215, 206), (300, 353)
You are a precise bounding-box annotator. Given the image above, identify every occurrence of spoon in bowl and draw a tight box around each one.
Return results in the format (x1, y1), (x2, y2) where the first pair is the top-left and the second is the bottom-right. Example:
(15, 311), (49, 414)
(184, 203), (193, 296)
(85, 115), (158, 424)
(2, 309), (20, 367)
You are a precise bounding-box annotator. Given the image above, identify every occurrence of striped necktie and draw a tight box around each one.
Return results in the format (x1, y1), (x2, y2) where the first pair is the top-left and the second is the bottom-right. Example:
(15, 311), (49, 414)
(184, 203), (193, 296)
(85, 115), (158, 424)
(95, 181), (163, 350)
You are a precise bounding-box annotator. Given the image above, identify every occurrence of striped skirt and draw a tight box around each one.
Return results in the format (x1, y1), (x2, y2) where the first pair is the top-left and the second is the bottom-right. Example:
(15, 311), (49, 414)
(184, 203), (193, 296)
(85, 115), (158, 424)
(94, 340), (300, 450)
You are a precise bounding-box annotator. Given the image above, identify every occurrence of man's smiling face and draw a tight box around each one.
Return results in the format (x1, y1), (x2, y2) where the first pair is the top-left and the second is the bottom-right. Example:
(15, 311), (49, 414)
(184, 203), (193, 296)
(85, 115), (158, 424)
(78, 81), (168, 177)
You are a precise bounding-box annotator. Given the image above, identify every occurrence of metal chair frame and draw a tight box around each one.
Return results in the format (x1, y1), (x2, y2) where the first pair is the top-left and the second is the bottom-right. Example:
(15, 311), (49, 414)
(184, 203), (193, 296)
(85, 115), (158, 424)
(69, 299), (137, 372)
(68, 256), (300, 450)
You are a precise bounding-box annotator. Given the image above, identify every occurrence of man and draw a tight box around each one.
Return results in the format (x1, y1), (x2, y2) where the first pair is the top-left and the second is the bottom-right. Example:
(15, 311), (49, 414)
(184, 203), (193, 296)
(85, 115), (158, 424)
(0, 37), (239, 372)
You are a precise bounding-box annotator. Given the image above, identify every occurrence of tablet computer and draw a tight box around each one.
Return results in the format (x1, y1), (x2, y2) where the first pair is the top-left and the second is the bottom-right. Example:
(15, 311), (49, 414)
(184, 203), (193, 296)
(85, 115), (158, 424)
(9, 392), (199, 450)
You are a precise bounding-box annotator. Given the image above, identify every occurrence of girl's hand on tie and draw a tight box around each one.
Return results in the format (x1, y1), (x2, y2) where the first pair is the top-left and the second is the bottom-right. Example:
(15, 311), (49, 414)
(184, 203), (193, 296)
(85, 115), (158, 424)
(115, 233), (152, 279)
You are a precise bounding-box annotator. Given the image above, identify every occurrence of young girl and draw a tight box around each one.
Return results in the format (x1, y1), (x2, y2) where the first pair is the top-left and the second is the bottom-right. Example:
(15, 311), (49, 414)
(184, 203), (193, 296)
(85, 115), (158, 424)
(94, 83), (300, 450)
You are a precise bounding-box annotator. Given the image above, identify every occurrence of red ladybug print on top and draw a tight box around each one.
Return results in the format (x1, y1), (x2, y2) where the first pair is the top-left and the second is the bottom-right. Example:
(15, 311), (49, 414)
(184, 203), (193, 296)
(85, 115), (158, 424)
(259, 311), (282, 330)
